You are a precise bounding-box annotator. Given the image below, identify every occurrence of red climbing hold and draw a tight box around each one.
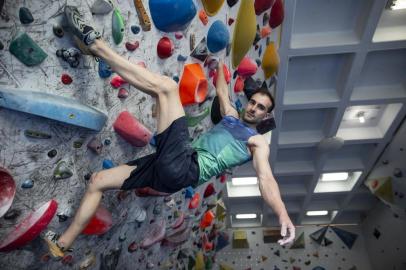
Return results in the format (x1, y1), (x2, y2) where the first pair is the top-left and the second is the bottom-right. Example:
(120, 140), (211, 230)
(269, 0), (284, 28)
(0, 167), (16, 218)
(237, 56), (258, 78)
(220, 174), (227, 183)
(128, 241), (138, 252)
(157, 37), (174, 59)
(110, 75), (127, 88)
(134, 187), (170, 197)
(234, 76), (244, 93)
(212, 63), (231, 87)
(82, 205), (112, 235)
(255, 0), (275, 15)
(228, 18), (235, 26)
(261, 26), (272, 38)
(61, 74), (73, 85)
(203, 183), (216, 198)
(113, 111), (152, 147)
(200, 210), (215, 229)
(125, 41), (140, 51)
(117, 88), (129, 98)
(189, 192), (200, 209)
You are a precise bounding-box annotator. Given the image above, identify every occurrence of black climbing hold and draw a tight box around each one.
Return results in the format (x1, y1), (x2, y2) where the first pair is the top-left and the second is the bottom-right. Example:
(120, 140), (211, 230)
(53, 24), (64, 38)
(84, 173), (92, 181)
(104, 138), (111, 145)
(393, 168), (403, 178)
(382, 159), (389, 165)
(47, 149), (57, 158)
(4, 209), (21, 220)
(19, 7), (34, 24)
(21, 179), (34, 189)
(131, 25), (141, 34)
(24, 129), (52, 139)
(57, 214), (69, 222)
(0, 40), (4, 50)
(227, 0), (238, 7)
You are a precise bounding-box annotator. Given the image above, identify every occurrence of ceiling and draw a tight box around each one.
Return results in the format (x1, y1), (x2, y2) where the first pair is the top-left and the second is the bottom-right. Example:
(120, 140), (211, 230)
(225, 0), (406, 227)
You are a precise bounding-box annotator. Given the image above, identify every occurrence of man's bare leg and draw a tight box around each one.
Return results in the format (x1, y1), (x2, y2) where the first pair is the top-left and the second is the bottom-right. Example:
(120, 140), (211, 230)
(44, 165), (135, 257)
(89, 39), (185, 134)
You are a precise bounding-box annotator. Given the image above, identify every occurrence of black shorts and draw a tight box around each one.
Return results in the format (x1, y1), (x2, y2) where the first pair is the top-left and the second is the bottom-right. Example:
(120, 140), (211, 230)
(121, 116), (200, 193)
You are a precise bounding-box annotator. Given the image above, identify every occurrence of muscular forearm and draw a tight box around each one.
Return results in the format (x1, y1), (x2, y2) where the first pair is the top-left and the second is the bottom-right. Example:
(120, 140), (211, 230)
(258, 172), (288, 218)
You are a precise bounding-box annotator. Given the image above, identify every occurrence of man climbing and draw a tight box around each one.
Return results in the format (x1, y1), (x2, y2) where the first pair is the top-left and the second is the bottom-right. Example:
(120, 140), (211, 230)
(44, 6), (295, 258)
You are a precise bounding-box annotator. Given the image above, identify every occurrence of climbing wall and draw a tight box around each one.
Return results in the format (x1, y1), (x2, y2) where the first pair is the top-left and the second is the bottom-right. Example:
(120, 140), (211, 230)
(214, 225), (372, 270)
(0, 0), (278, 269)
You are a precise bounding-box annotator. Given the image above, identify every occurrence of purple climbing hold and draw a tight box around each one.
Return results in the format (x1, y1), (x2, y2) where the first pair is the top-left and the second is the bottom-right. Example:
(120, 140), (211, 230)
(207, 20), (230, 53)
(87, 137), (103, 154)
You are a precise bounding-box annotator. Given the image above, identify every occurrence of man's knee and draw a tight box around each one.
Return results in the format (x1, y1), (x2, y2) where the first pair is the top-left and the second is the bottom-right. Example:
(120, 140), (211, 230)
(88, 172), (104, 193)
(159, 76), (178, 96)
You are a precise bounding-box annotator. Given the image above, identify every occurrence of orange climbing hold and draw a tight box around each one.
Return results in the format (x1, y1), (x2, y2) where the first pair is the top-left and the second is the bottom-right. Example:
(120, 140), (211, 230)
(179, 63), (208, 106)
(189, 192), (200, 209)
(200, 210), (215, 229)
(198, 9), (208, 25)
(260, 26), (271, 38)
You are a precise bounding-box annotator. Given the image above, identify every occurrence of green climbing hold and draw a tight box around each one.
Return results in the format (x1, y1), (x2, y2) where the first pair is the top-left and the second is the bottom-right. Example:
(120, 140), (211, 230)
(9, 32), (47, 66)
(54, 161), (73, 180)
(186, 107), (210, 127)
(24, 129), (52, 139)
(19, 7), (34, 24)
(112, 8), (125, 45)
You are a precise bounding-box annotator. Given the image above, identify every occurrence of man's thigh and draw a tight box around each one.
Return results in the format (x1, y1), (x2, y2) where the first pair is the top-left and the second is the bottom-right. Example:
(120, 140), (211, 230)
(156, 92), (185, 134)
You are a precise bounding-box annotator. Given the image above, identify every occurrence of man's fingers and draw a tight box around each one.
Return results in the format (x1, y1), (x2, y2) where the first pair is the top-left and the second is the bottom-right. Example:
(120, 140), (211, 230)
(280, 223), (287, 237)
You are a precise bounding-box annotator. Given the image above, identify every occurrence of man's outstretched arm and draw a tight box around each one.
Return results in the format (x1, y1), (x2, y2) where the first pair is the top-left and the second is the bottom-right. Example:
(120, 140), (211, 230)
(216, 61), (239, 118)
(249, 135), (296, 245)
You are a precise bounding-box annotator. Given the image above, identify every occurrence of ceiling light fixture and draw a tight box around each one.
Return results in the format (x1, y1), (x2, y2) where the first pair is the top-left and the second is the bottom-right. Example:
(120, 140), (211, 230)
(387, 0), (406, 10)
(321, 172), (349, 182)
(232, 177), (258, 186)
(306, 210), (328, 216)
(356, 111), (365, 123)
(236, 213), (257, 219)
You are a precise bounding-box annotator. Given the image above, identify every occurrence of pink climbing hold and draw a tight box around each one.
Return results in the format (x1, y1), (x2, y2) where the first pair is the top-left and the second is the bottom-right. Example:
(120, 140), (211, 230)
(269, 0), (284, 28)
(228, 18), (234, 26)
(110, 75), (127, 88)
(175, 32), (183, 39)
(237, 56), (258, 78)
(61, 73), (73, 85)
(125, 41), (140, 51)
(141, 219), (166, 248)
(261, 26), (272, 38)
(234, 76), (244, 93)
(137, 61), (147, 68)
(255, 0), (275, 15)
(113, 111), (152, 147)
(212, 63), (231, 87)
(157, 37), (174, 59)
(189, 192), (200, 209)
(117, 88), (129, 98)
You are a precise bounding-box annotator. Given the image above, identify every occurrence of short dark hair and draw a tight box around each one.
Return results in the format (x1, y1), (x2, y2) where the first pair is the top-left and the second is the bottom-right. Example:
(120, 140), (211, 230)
(250, 87), (275, 113)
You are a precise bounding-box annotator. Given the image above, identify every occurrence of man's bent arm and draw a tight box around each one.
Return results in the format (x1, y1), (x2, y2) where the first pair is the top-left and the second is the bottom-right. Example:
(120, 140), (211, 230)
(216, 61), (238, 118)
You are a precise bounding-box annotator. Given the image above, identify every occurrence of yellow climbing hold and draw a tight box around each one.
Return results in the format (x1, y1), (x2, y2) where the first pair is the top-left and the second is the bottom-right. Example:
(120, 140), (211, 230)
(261, 41), (280, 78)
(195, 251), (205, 270)
(201, 0), (225, 16)
(231, 0), (256, 68)
(219, 262), (234, 270)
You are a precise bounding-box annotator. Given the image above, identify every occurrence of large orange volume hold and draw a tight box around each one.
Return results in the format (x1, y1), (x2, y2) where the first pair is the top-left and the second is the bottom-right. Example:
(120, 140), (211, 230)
(179, 63), (208, 106)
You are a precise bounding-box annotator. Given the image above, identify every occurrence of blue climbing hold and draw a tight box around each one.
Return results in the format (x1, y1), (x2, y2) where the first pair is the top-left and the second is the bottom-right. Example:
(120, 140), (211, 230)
(149, 0), (196, 32)
(98, 59), (112, 78)
(177, 54), (188, 62)
(149, 133), (157, 147)
(102, 159), (115, 169)
(185, 186), (195, 198)
(207, 20), (229, 53)
(21, 179), (34, 189)
(131, 25), (141, 34)
(235, 99), (243, 112)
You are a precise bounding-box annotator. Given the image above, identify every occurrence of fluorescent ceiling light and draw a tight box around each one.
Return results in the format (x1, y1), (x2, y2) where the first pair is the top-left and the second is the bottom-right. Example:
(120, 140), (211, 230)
(388, 0), (406, 10)
(306, 210), (328, 216)
(236, 213), (257, 219)
(321, 172), (349, 182)
(232, 177), (258, 186)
